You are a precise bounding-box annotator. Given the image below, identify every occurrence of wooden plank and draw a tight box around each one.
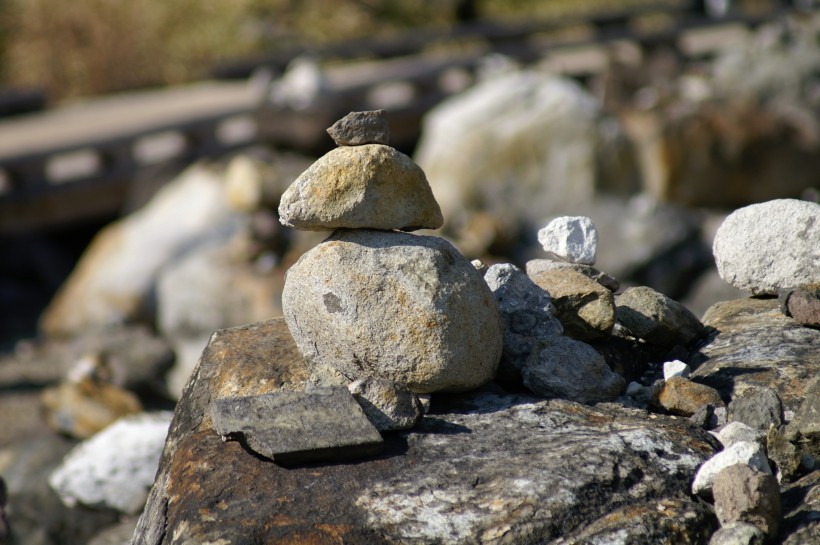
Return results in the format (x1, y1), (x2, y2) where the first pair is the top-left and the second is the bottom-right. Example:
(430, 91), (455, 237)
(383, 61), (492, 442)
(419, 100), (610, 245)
(0, 81), (260, 161)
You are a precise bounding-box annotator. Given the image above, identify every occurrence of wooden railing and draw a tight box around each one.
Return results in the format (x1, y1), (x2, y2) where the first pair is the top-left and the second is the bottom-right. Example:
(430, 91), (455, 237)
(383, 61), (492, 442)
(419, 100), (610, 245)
(0, 1), (802, 232)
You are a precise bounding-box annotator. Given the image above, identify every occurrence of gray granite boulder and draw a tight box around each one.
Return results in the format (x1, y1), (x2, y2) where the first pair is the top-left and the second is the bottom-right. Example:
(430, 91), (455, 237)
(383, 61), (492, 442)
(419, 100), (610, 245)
(713, 199), (820, 295)
(522, 336), (625, 404)
(484, 263), (563, 384)
(278, 145), (443, 231)
(131, 317), (717, 544)
(283, 229), (503, 393)
(616, 286), (704, 347)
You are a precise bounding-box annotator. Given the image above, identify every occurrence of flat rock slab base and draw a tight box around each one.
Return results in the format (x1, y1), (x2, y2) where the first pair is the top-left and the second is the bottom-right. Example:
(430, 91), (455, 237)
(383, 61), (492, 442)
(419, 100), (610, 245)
(132, 316), (718, 545)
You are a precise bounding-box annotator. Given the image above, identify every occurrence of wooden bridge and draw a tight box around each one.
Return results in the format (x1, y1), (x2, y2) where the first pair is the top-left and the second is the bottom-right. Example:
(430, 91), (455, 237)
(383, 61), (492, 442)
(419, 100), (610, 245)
(0, 1), (804, 233)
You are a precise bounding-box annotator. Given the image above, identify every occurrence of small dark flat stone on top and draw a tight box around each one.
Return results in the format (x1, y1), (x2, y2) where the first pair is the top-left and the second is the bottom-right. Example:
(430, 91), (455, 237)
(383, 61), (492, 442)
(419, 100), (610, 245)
(210, 388), (383, 465)
(327, 109), (390, 146)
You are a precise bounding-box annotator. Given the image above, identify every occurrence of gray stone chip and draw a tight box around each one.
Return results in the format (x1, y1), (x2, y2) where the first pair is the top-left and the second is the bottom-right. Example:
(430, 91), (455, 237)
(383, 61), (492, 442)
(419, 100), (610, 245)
(327, 110), (390, 146)
(348, 376), (424, 431)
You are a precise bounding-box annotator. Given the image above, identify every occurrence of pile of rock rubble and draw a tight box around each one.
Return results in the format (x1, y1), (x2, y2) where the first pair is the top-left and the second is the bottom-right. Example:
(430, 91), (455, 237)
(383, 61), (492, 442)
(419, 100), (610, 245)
(130, 113), (819, 544)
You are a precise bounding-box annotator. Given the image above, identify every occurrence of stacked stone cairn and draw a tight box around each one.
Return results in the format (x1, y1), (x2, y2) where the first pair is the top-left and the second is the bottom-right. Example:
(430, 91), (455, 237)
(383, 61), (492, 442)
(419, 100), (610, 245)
(204, 114), (815, 545)
(210, 110), (505, 464)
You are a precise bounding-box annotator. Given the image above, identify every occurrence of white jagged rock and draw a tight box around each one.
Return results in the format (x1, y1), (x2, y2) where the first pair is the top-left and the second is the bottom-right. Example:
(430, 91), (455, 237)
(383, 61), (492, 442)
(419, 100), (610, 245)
(709, 422), (766, 449)
(48, 412), (173, 515)
(663, 360), (691, 380)
(537, 216), (599, 265)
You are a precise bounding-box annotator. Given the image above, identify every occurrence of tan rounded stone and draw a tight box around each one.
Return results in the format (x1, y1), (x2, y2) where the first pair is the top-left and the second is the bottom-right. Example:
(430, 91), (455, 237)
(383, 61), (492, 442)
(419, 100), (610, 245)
(530, 268), (615, 341)
(282, 229), (503, 393)
(655, 376), (724, 417)
(278, 144), (443, 231)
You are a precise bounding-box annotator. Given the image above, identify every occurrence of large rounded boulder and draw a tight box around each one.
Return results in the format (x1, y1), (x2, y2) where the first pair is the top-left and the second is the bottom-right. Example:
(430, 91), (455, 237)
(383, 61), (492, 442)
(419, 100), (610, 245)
(278, 144), (443, 232)
(713, 198), (820, 295)
(282, 229), (503, 393)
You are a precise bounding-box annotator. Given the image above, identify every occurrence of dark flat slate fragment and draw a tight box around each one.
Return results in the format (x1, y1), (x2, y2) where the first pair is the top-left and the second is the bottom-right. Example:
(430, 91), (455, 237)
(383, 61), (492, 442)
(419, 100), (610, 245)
(327, 109), (390, 146)
(211, 387), (383, 465)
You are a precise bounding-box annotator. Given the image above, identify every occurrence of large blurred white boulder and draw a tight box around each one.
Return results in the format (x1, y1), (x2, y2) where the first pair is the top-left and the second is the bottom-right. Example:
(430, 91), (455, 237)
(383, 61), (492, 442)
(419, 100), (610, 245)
(415, 70), (633, 242)
(157, 241), (284, 398)
(41, 164), (240, 336)
(48, 411), (172, 515)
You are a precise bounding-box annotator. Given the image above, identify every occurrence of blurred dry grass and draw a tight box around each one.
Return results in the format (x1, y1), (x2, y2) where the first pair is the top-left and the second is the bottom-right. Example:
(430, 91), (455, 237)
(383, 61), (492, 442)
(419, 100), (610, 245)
(0, 0), (669, 101)
(1, 0), (263, 98)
